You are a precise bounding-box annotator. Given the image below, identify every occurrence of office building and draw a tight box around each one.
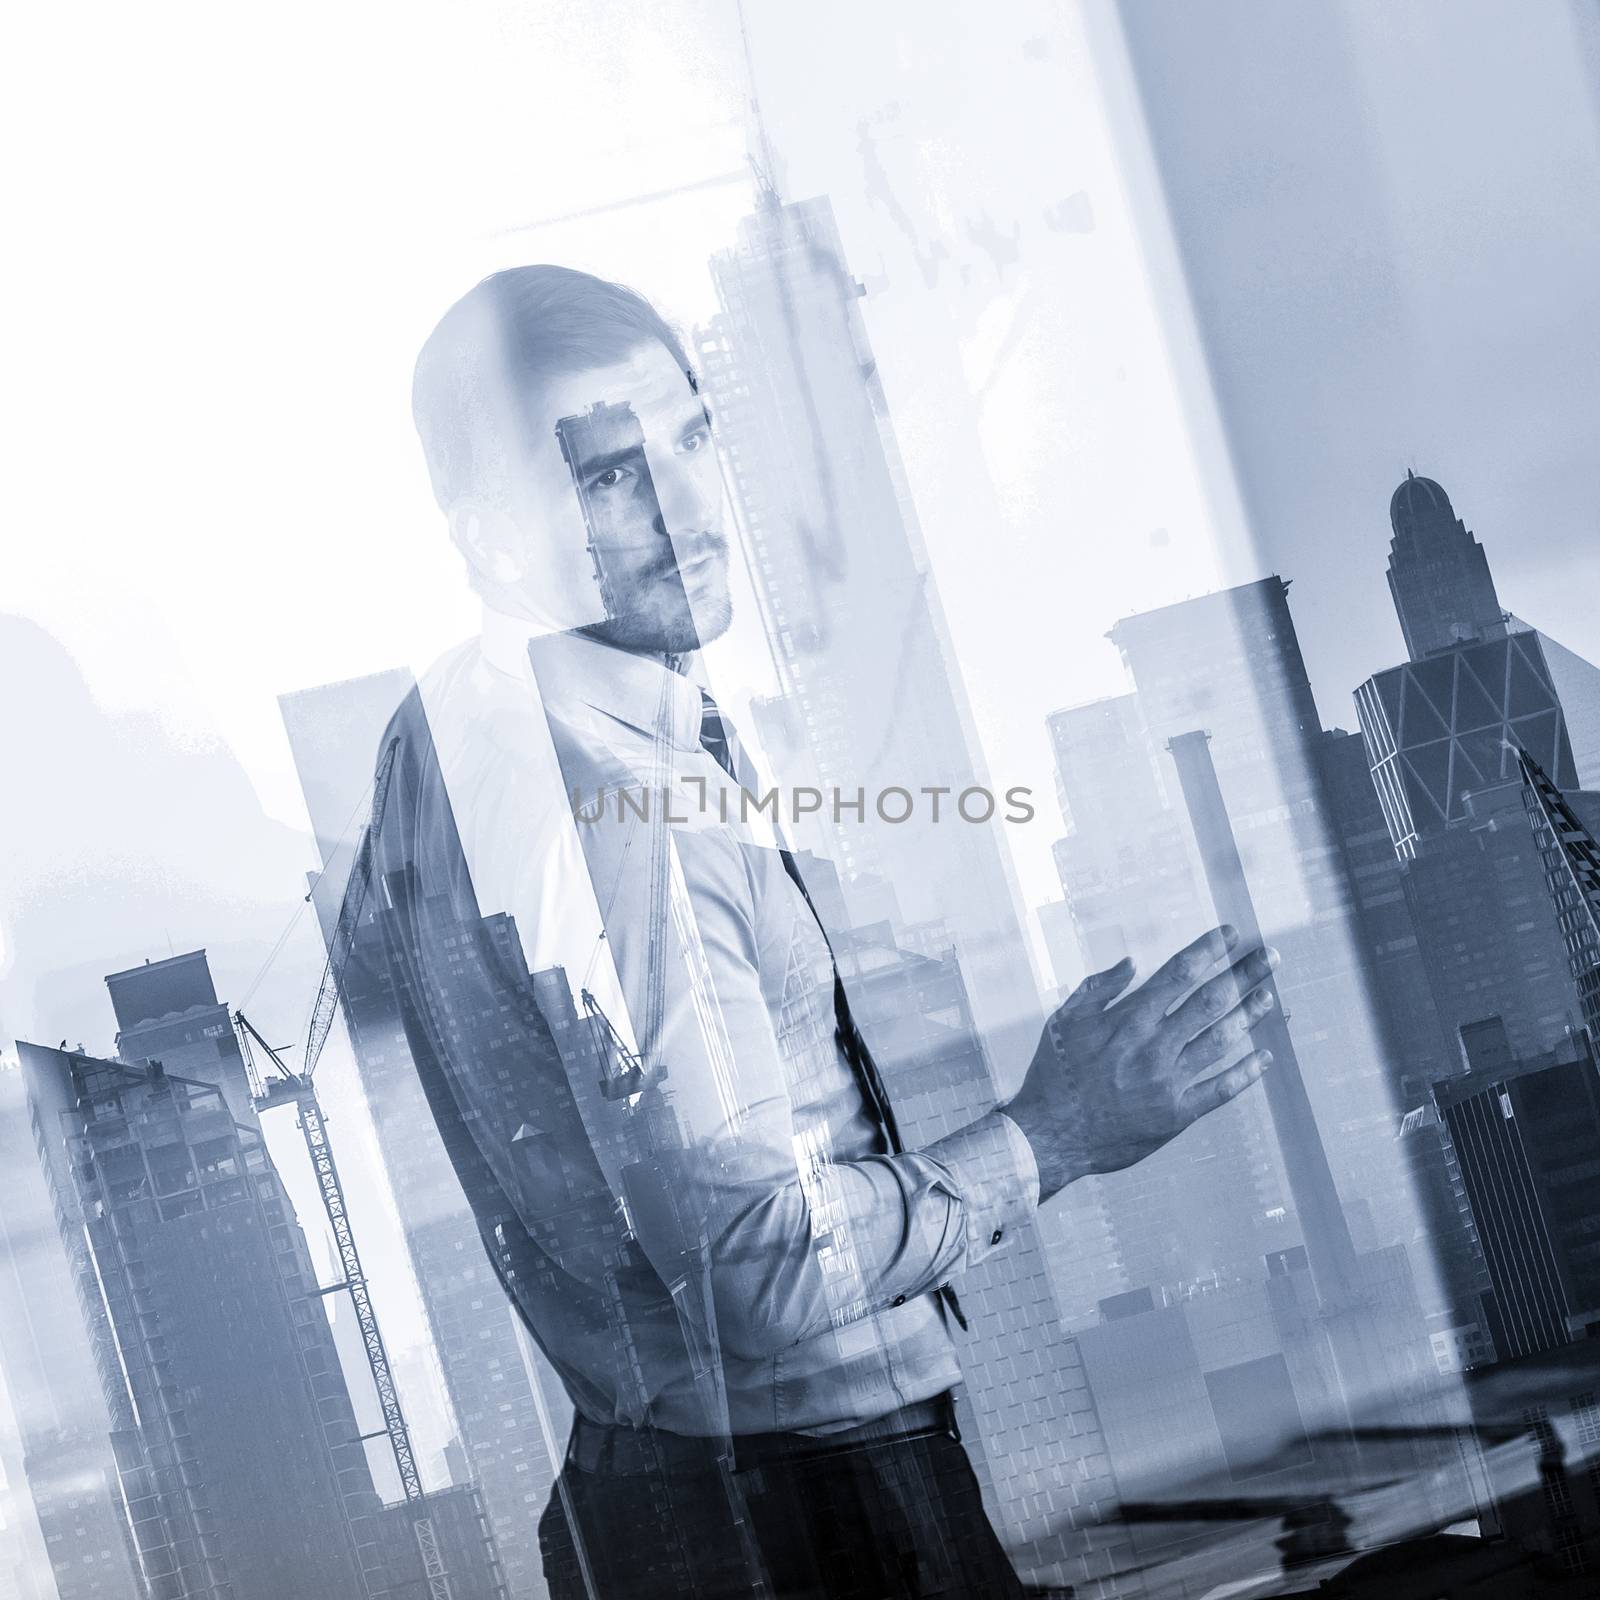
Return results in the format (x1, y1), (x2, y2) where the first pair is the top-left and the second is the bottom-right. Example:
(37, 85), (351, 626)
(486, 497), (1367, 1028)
(11, 1033), (501, 1600)
(709, 851), (1128, 1590)
(1079, 1238), (1450, 1590)
(1432, 1022), (1600, 1361)
(1110, 579), (1432, 1288)
(692, 192), (1147, 1589)
(281, 671), (556, 1600)
(1354, 473), (1600, 1061)
(694, 192), (1041, 1076)
(1385, 472), (1508, 663)
(1407, 782), (1593, 1058)
(1316, 729), (1455, 1107)
(1045, 686), (1293, 1310)
(1048, 693), (1207, 976)
(1356, 626), (1577, 861)
(0, 1060), (144, 1600)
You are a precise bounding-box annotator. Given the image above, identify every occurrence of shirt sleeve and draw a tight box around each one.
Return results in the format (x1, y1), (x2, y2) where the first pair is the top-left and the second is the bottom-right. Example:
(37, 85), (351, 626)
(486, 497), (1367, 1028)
(568, 802), (1039, 1362)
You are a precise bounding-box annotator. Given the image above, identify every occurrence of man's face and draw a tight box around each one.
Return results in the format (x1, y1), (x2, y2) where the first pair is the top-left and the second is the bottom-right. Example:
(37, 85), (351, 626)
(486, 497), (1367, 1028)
(508, 340), (732, 655)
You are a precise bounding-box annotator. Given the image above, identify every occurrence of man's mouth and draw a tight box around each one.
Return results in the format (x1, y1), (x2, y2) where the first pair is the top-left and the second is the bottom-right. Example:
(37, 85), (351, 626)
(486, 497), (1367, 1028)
(667, 543), (727, 584)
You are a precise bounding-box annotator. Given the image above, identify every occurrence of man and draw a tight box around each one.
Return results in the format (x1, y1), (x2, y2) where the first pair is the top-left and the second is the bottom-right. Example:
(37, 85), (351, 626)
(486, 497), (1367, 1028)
(381, 265), (1277, 1598)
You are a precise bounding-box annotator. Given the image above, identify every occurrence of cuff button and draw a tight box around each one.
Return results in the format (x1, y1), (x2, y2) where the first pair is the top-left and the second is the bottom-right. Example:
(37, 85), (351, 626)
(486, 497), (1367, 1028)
(990, 1228), (1003, 1246)
(891, 1294), (906, 1307)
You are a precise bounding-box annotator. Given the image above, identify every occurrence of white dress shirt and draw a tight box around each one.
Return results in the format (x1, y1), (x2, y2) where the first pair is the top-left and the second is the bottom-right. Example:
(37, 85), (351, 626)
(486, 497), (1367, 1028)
(400, 609), (1038, 1437)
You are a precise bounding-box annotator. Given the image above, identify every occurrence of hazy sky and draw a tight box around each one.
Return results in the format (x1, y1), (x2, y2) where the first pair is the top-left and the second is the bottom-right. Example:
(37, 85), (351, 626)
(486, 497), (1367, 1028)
(6, 0), (1596, 1058)
(10, 2), (1594, 977)
(1114, 0), (1600, 726)
(3, 0), (1231, 980)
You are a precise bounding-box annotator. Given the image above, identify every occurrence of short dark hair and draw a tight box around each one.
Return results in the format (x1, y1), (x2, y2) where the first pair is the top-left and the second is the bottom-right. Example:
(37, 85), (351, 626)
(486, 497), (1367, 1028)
(411, 265), (694, 513)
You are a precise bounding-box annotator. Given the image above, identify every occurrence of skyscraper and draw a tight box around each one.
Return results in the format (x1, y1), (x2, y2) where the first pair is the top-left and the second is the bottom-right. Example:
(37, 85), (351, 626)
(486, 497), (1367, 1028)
(1385, 471), (1508, 663)
(10, 1033), (501, 1600)
(1045, 691), (1289, 1313)
(1315, 728), (1454, 1107)
(693, 192), (1041, 1073)
(1110, 578), (1433, 1289)
(0, 1059), (144, 1600)
(281, 672), (557, 1600)
(1355, 472), (1600, 1061)
(1317, 729), (1493, 1341)
(1048, 694), (1205, 975)
(694, 192), (1139, 1590)
(1165, 728), (1448, 1456)
(825, 911), (1130, 1590)
(1432, 1022), (1600, 1360)
(1355, 625), (1577, 860)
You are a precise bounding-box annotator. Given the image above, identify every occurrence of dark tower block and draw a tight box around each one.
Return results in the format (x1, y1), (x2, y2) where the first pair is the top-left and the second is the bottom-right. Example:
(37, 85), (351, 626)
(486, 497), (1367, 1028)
(1386, 472), (1506, 663)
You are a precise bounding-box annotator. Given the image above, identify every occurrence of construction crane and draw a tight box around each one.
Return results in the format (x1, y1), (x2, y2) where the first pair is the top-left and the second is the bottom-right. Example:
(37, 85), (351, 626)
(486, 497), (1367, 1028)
(235, 739), (454, 1600)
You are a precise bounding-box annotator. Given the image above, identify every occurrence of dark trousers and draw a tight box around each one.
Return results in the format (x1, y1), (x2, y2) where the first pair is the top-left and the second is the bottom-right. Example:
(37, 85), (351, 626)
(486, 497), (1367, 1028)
(537, 1411), (1026, 1599)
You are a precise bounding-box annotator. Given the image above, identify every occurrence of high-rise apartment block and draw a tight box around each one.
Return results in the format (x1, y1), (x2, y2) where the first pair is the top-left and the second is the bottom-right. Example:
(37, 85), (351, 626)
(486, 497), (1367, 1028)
(105, 950), (257, 1126)
(6, 1031), (501, 1600)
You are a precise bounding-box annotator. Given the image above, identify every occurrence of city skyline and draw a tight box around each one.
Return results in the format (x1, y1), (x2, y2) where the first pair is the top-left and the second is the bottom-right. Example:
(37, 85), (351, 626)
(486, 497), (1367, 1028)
(0, 1003), (505, 1600)
(9, 6), (1599, 985)
(3, 181), (1600, 1593)
(4, 7), (1599, 1592)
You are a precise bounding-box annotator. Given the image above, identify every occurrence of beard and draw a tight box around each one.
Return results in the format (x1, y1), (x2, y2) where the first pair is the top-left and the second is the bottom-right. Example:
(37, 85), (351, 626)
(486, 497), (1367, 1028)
(582, 566), (734, 655)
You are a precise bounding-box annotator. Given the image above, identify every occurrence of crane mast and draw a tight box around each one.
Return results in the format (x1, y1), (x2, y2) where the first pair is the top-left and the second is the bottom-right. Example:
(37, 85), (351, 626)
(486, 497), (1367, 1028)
(236, 737), (454, 1600)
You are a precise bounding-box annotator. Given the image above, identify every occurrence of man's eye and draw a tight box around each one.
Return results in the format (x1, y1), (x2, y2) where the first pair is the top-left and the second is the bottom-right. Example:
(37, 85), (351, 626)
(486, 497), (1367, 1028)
(591, 466), (632, 490)
(681, 428), (710, 453)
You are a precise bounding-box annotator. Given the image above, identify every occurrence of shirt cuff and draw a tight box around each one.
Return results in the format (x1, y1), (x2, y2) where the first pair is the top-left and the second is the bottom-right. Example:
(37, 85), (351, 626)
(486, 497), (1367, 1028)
(931, 1109), (1040, 1268)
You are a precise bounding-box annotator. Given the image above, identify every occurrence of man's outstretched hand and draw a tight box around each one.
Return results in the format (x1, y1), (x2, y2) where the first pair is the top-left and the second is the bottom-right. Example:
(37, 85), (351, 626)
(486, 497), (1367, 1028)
(1006, 925), (1278, 1202)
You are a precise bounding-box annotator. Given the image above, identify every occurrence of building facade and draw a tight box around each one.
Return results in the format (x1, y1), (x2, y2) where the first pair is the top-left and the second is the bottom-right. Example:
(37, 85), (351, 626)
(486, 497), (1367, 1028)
(10, 1021), (502, 1600)
(282, 672), (556, 1600)
(0, 1059), (144, 1600)
(1433, 1023), (1600, 1361)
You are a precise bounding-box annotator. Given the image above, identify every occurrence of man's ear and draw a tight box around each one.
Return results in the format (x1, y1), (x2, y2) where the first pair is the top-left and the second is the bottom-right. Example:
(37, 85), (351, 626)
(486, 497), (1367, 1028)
(448, 503), (526, 587)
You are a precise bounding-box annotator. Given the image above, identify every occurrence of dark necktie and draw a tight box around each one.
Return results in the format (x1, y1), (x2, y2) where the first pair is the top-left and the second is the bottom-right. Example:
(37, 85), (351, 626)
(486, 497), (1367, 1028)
(697, 690), (967, 1329)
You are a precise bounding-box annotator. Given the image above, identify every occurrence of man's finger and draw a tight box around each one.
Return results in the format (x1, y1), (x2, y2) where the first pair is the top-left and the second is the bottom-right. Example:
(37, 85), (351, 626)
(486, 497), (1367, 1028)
(1178, 1048), (1273, 1122)
(1176, 983), (1276, 1075)
(1060, 956), (1138, 1014)
(1167, 947), (1279, 1044)
(1125, 925), (1240, 1024)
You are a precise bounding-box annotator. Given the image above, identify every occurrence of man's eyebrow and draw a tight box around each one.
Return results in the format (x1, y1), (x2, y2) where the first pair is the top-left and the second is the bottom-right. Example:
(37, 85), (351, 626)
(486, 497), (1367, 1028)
(574, 406), (713, 476)
(574, 442), (645, 479)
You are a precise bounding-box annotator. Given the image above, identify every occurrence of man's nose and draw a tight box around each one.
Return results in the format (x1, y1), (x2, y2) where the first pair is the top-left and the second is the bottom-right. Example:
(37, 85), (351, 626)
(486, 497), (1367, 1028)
(649, 452), (720, 539)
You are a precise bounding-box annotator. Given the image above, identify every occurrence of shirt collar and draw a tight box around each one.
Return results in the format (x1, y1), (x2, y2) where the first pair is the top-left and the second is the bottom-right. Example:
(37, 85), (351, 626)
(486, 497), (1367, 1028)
(479, 603), (707, 756)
